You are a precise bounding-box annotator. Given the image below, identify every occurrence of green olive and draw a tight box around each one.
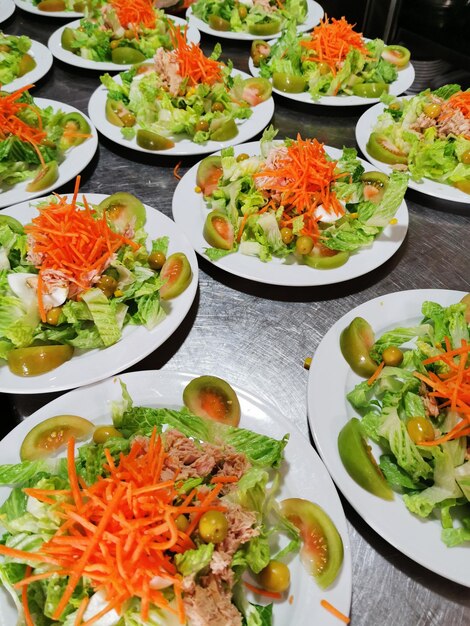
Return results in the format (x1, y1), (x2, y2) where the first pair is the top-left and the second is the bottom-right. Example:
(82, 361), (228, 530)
(211, 101), (225, 113)
(423, 102), (441, 118)
(272, 72), (307, 94)
(460, 150), (470, 165)
(7, 345), (74, 377)
(93, 425), (123, 444)
(295, 235), (314, 255)
(111, 47), (146, 65)
(258, 560), (290, 593)
(46, 307), (62, 326)
(120, 112), (136, 127)
(317, 61), (330, 75)
(407, 417), (435, 444)
(382, 346), (403, 367)
(96, 274), (118, 298)
(238, 3), (247, 19)
(198, 510), (228, 543)
(110, 40), (121, 50)
(148, 251), (166, 270)
(175, 514), (190, 532)
(195, 119), (210, 133)
(280, 227), (294, 244)
(236, 153), (249, 162)
(124, 29), (136, 40)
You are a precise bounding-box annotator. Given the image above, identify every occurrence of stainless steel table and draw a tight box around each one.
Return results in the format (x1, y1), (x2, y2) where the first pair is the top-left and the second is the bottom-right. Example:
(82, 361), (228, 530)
(2, 6), (470, 625)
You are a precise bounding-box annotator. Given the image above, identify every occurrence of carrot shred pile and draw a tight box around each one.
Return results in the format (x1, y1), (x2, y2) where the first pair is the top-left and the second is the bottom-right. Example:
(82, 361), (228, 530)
(24, 177), (139, 323)
(447, 91), (470, 119)
(414, 338), (470, 446)
(0, 84), (47, 166)
(110, 0), (157, 29)
(169, 24), (223, 86)
(3, 431), (234, 625)
(300, 16), (369, 75)
(250, 135), (345, 242)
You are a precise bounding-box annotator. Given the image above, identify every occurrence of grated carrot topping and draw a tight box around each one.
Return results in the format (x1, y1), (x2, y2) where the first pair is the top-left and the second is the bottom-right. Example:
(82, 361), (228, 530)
(110, 0), (157, 29)
(24, 177), (140, 323)
(0, 430), (231, 625)
(300, 15), (369, 75)
(367, 360), (385, 386)
(169, 24), (223, 86)
(448, 90), (470, 119)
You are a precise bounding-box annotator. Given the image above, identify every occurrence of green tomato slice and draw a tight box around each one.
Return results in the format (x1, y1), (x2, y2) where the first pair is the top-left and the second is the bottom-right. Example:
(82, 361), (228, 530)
(111, 47), (146, 65)
(208, 14), (231, 31)
(352, 82), (389, 98)
(248, 19), (281, 36)
(272, 72), (307, 94)
(136, 129), (174, 151)
(304, 247), (350, 269)
(339, 316), (377, 377)
(381, 45), (411, 68)
(7, 345), (74, 377)
(210, 119), (238, 142)
(20, 415), (94, 461)
(338, 418), (394, 500)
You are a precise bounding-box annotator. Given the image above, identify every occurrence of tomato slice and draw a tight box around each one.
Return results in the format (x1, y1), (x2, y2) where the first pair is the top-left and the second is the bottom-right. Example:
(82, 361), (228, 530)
(20, 415), (94, 461)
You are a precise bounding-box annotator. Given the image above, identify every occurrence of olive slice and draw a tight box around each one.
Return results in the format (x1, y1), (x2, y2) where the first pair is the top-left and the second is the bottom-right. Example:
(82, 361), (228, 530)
(20, 415), (94, 461)
(7, 345), (74, 377)
(111, 47), (146, 65)
(272, 72), (307, 94)
(136, 129), (175, 151)
(183, 375), (241, 426)
(338, 418), (394, 500)
(26, 161), (59, 192)
(159, 252), (192, 300)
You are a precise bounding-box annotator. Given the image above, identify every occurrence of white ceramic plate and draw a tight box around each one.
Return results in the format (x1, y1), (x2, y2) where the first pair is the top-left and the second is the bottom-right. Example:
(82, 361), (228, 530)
(14, 0), (83, 18)
(186, 0), (324, 41)
(48, 15), (201, 72)
(356, 101), (470, 203)
(88, 70), (274, 156)
(0, 0), (15, 23)
(172, 141), (409, 286)
(2, 39), (53, 92)
(307, 289), (470, 587)
(0, 370), (352, 625)
(0, 98), (98, 209)
(249, 58), (415, 107)
(0, 195), (198, 394)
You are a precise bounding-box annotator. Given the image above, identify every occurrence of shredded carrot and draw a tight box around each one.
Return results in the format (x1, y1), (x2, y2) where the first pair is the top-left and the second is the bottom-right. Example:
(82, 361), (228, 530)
(210, 475), (239, 484)
(289, 594), (294, 604)
(300, 16), (369, 75)
(320, 599), (351, 623)
(367, 360), (385, 386)
(0, 85), (47, 167)
(244, 581), (282, 600)
(251, 135), (346, 243)
(168, 24), (223, 86)
(24, 178), (140, 323)
(5, 430), (229, 625)
(74, 596), (90, 626)
(110, 0), (157, 29)
(413, 338), (470, 445)
(173, 161), (182, 180)
(447, 90), (470, 119)
(22, 567), (34, 626)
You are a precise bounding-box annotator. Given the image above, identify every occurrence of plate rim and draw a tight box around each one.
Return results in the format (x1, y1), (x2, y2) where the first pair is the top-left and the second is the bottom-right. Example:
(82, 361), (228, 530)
(2, 38), (53, 92)
(0, 369), (352, 624)
(307, 288), (470, 587)
(0, 0), (15, 23)
(171, 140), (409, 287)
(0, 194), (199, 394)
(0, 96), (98, 210)
(185, 0), (324, 41)
(87, 68), (275, 156)
(355, 100), (470, 204)
(47, 15), (201, 72)
(14, 0), (83, 18)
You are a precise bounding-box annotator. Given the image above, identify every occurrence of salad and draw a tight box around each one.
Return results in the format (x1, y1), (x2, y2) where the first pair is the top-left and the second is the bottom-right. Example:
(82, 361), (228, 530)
(0, 87), (91, 194)
(197, 127), (408, 268)
(0, 186), (192, 377)
(60, 0), (191, 66)
(366, 84), (470, 194)
(22, 0), (95, 13)
(253, 16), (410, 100)
(0, 375), (345, 624)
(190, 0), (308, 36)
(339, 295), (470, 546)
(0, 32), (36, 86)
(100, 30), (272, 149)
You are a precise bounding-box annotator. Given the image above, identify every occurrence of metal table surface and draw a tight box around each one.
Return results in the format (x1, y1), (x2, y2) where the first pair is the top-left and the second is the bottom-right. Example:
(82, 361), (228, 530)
(2, 6), (470, 626)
